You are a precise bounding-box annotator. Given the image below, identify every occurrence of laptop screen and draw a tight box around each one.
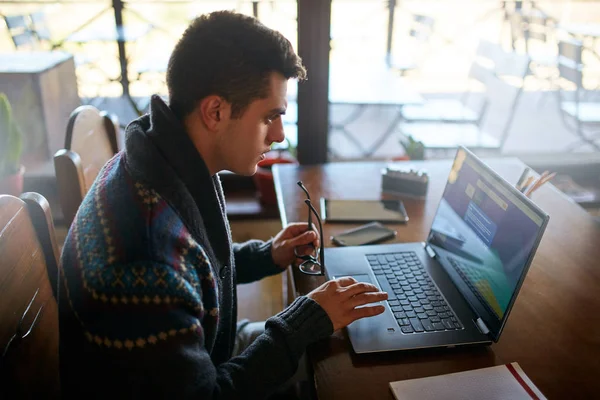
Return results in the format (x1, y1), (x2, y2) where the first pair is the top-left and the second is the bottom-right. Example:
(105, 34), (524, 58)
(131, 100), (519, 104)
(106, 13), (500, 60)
(427, 148), (549, 341)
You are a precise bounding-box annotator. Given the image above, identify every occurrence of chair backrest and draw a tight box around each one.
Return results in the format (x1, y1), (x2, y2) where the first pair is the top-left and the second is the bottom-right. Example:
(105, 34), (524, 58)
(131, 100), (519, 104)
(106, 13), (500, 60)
(3, 15), (38, 49)
(509, 8), (554, 52)
(559, 37), (583, 67)
(524, 9), (553, 44)
(468, 40), (504, 84)
(469, 40), (530, 83)
(558, 55), (582, 88)
(0, 193), (60, 398)
(29, 10), (53, 43)
(557, 38), (584, 110)
(54, 106), (119, 227)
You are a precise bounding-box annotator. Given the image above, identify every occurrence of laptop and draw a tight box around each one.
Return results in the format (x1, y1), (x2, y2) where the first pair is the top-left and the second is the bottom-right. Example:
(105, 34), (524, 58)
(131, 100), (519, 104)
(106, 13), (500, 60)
(325, 147), (549, 353)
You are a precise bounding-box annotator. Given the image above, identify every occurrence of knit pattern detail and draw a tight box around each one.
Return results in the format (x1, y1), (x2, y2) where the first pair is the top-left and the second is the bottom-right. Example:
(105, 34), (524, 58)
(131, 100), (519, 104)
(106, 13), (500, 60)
(60, 154), (220, 349)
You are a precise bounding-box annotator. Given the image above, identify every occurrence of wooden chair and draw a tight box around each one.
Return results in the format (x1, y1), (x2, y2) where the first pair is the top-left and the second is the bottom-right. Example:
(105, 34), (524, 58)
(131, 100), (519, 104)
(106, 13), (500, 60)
(3, 14), (38, 50)
(399, 46), (530, 154)
(0, 193), (61, 398)
(54, 106), (119, 227)
(28, 10), (55, 47)
(400, 40), (514, 126)
(556, 38), (600, 151)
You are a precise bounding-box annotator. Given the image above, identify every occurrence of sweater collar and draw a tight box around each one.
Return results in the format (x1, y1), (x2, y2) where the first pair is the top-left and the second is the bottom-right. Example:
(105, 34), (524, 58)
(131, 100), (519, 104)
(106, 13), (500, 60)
(123, 95), (232, 267)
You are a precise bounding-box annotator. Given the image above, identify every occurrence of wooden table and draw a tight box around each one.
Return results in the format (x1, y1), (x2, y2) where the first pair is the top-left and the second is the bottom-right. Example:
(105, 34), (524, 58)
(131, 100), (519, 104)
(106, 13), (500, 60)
(273, 159), (600, 399)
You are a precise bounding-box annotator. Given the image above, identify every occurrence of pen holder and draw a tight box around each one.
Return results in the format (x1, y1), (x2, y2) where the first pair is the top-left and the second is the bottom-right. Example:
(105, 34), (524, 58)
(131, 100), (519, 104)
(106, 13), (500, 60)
(381, 165), (429, 198)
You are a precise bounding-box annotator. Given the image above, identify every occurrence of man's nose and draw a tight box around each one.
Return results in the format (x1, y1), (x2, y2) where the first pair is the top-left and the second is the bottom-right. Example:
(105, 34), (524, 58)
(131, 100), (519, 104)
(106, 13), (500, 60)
(268, 118), (286, 144)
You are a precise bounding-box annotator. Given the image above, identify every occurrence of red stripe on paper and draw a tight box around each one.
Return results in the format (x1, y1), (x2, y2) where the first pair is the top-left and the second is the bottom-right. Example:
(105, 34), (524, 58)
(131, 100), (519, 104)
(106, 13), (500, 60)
(506, 363), (540, 400)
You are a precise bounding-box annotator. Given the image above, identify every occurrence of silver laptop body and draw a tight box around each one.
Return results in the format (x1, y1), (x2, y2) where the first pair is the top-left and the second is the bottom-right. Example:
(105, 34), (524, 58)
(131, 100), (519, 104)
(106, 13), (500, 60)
(325, 147), (549, 353)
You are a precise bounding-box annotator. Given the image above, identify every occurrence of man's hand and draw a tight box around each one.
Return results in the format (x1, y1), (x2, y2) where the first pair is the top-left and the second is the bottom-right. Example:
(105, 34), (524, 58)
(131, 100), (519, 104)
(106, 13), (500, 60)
(307, 277), (388, 331)
(271, 222), (320, 269)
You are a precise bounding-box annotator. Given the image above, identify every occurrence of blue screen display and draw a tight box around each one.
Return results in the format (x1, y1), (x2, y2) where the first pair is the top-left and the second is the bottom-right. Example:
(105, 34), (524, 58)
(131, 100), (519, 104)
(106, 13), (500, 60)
(428, 149), (543, 321)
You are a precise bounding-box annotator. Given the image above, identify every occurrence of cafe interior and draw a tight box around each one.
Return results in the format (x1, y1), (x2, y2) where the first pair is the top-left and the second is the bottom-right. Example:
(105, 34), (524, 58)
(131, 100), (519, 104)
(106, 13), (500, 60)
(1, 0), (599, 398)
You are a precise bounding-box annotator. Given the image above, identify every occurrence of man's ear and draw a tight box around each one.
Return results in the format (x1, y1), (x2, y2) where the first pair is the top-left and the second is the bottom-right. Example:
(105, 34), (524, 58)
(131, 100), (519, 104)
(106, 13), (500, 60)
(198, 95), (230, 131)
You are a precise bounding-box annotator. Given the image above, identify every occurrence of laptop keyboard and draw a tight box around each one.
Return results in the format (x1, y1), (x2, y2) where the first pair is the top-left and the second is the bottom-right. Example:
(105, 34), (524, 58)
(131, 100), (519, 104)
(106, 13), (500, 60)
(366, 252), (464, 334)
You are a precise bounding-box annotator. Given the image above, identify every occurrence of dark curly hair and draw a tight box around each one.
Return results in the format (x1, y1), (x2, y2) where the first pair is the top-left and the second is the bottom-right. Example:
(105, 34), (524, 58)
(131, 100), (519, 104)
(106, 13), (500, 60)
(167, 11), (306, 120)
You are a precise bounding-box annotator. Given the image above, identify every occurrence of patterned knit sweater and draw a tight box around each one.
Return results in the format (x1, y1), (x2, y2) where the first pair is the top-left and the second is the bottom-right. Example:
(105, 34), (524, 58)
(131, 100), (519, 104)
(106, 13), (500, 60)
(58, 96), (333, 399)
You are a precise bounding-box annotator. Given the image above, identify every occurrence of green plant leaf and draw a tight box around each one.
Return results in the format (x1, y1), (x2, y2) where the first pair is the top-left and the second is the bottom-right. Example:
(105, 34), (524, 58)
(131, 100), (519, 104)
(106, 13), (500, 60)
(0, 93), (23, 176)
(398, 134), (425, 160)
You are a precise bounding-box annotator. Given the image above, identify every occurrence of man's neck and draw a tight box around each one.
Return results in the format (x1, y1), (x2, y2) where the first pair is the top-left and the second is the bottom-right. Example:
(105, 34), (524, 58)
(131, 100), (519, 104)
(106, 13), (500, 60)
(184, 120), (221, 176)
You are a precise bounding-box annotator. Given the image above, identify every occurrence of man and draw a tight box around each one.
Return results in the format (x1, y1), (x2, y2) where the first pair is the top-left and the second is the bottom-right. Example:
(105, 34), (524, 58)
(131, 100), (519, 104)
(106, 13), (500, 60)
(59, 11), (387, 399)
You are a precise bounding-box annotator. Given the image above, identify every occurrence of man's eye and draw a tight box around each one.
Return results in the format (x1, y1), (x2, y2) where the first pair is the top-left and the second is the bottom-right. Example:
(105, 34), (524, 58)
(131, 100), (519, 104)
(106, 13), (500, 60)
(266, 115), (280, 124)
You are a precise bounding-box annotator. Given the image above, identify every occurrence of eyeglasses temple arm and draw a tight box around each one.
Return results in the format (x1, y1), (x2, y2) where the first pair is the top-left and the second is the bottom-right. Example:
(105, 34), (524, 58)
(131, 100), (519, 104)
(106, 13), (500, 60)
(305, 199), (325, 271)
(297, 181), (313, 231)
(296, 181), (311, 201)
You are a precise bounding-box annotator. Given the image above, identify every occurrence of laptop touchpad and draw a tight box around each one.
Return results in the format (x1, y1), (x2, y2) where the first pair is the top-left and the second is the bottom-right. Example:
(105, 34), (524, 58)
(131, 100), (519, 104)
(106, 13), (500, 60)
(334, 274), (377, 298)
(336, 274), (382, 307)
(337, 274), (399, 352)
(346, 274), (373, 284)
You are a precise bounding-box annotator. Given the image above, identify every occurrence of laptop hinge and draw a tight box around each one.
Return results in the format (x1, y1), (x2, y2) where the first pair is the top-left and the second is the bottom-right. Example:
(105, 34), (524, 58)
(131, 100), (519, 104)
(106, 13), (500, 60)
(475, 318), (490, 335)
(425, 244), (437, 259)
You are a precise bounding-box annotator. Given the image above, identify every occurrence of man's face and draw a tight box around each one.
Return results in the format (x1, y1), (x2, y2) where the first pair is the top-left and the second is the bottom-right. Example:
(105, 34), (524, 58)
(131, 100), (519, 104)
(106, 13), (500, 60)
(218, 72), (287, 176)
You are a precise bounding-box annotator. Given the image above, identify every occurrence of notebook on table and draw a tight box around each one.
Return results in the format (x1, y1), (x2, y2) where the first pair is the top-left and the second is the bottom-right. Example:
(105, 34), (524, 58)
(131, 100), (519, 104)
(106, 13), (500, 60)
(389, 362), (546, 400)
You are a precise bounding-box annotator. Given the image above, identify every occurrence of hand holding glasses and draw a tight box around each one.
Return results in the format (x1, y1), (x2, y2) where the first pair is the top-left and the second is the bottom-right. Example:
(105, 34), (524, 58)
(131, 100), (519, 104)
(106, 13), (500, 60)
(293, 182), (389, 332)
(294, 181), (325, 276)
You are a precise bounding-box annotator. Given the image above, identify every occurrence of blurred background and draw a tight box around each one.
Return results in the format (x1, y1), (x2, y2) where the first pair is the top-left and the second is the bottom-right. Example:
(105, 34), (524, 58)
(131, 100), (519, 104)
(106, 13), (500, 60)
(2, 0), (600, 219)
(2, 0), (599, 351)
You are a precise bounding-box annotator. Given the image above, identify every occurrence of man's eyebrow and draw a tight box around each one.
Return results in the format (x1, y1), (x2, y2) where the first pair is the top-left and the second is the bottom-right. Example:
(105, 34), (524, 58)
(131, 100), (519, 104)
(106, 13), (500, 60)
(266, 107), (286, 115)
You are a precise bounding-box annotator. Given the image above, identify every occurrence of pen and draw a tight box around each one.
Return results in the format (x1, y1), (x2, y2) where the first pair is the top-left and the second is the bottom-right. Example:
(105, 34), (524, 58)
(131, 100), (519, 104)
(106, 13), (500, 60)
(525, 171), (556, 196)
(524, 171), (548, 196)
(516, 167), (531, 189)
(520, 176), (535, 193)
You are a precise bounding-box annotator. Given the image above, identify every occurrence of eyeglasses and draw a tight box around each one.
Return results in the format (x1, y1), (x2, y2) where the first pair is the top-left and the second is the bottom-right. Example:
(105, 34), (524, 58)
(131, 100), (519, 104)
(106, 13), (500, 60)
(294, 181), (325, 276)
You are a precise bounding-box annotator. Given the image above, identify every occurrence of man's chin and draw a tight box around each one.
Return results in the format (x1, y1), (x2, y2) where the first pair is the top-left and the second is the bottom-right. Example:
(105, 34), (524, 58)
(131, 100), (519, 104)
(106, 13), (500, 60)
(247, 165), (259, 176)
(229, 165), (258, 177)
